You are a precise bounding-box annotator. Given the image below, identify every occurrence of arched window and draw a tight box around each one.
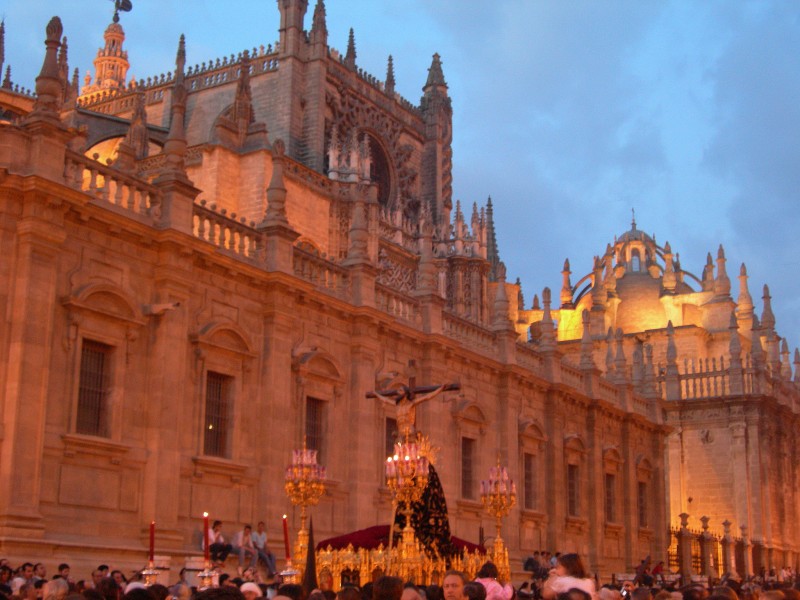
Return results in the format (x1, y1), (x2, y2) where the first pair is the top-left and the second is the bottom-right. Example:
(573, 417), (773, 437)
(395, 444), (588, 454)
(631, 249), (641, 272)
(366, 133), (391, 208)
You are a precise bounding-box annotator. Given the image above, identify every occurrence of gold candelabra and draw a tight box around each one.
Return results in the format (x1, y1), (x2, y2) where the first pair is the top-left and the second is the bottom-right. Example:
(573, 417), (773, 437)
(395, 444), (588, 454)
(285, 442), (326, 572)
(480, 459), (516, 582)
(385, 433), (429, 579)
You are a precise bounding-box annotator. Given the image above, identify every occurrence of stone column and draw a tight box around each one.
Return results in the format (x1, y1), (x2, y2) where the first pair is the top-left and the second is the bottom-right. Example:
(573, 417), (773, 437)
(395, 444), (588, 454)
(721, 520), (735, 575)
(741, 525), (753, 578)
(678, 512), (694, 584)
(700, 516), (715, 579)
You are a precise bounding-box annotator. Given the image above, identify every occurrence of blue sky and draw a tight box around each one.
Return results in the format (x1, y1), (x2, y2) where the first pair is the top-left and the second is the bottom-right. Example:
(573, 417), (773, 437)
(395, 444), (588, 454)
(5, 1), (800, 353)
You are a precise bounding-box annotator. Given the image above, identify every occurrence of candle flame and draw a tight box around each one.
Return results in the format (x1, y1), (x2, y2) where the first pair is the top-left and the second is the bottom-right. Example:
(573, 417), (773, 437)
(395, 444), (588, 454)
(203, 512), (208, 517)
(283, 514), (287, 519)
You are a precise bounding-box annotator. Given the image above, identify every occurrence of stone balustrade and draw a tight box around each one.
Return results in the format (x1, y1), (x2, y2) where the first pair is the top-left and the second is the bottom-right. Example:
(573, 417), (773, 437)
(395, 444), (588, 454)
(375, 284), (420, 325)
(192, 200), (261, 260)
(64, 150), (160, 218)
(293, 246), (350, 300)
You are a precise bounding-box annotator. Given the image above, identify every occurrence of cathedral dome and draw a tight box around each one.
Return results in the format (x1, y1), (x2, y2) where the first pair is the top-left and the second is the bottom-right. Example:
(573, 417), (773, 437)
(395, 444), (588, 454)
(617, 223), (653, 245)
(614, 271), (667, 332)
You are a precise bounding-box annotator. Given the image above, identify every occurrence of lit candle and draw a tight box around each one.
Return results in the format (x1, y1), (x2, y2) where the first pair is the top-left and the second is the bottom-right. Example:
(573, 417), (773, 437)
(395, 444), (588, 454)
(203, 512), (210, 563)
(282, 514), (291, 561)
(149, 520), (155, 563)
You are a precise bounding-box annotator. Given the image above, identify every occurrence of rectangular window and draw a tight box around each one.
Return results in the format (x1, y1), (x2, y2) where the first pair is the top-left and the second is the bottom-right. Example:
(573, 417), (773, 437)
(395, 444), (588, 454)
(305, 397), (326, 462)
(638, 481), (648, 528)
(204, 372), (232, 457)
(76, 340), (112, 437)
(523, 452), (536, 510)
(461, 437), (476, 499)
(567, 464), (580, 517)
(605, 473), (616, 523)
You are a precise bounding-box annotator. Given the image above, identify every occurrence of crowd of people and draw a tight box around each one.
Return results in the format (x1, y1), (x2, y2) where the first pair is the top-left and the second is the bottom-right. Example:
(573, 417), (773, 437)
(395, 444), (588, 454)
(1, 551), (799, 600)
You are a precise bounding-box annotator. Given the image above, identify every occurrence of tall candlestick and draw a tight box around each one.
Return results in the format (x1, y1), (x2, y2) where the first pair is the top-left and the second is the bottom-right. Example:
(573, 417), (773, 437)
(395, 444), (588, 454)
(203, 512), (210, 563)
(149, 521), (155, 562)
(282, 514), (291, 561)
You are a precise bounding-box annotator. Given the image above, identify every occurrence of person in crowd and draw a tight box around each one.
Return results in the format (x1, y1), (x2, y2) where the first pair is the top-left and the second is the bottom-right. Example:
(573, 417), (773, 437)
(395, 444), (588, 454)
(474, 562), (513, 600)
(444, 571), (468, 600)
(252, 523), (277, 578)
(277, 584), (305, 600)
(208, 521), (234, 566)
(463, 584), (486, 600)
(43, 578), (68, 600)
(542, 553), (596, 600)
(241, 583), (263, 600)
(32, 565), (46, 583)
(401, 585), (423, 600)
(373, 578), (403, 600)
(232, 525), (259, 572)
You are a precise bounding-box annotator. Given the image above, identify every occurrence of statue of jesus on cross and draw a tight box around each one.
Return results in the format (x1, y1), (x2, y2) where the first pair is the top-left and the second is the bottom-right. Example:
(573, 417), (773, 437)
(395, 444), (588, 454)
(367, 360), (460, 437)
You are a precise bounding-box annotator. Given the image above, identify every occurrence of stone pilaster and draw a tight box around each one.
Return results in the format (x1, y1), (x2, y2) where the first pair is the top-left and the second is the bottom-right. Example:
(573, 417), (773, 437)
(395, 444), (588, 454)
(0, 190), (66, 535)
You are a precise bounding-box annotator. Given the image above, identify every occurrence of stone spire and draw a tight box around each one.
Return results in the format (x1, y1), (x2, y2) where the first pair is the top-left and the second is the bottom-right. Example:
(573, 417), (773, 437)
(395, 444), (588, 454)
(344, 28), (356, 70)
(780, 339), (792, 380)
(492, 262), (512, 331)
(664, 321), (680, 400)
(115, 89), (149, 172)
(385, 55), (395, 96)
(264, 140), (289, 225)
(560, 259), (573, 308)
(2, 65), (11, 90)
(614, 328), (627, 383)
(161, 35), (188, 176)
(736, 263), (754, 328)
(233, 51), (254, 123)
(579, 310), (596, 370)
(728, 313), (743, 395)
(714, 244), (731, 298)
(794, 349), (800, 384)
(126, 90), (149, 157)
(662, 241), (677, 294)
(539, 287), (556, 352)
(310, 0), (327, 46)
(417, 220), (437, 294)
(750, 315), (765, 368)
(485, 196), (500, 282)
(701, 252), (714, 292)
(0, 19), (5, 76)
(761, 284), (776, 331)
(605, 328), (615, 376)
(347, 194), (369, 262)
(425, 52), (447, 89)
(591, 255), (605, 305)
(32, 17), (64, 117)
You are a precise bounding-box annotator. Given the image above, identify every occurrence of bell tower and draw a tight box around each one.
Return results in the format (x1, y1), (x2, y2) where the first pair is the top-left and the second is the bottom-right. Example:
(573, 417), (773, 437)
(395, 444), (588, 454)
(81, 20), (129, 95)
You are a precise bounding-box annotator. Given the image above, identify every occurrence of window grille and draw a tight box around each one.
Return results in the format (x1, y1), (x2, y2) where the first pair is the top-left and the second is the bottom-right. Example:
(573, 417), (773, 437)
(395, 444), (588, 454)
(305, 397), (325, 462)
(204, 372), (231, 457)
(605, 473), (616, 522)
(461, 437), (476, 499)
(523, 452), (536, 510)
(638, 481), (648, 527)
(567, 464), (580, 516)
(76, 340), (112, 437)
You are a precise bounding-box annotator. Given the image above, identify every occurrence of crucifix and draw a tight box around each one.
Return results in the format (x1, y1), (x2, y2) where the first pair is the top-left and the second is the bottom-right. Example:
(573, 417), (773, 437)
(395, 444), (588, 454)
(367, 360), (460, 437)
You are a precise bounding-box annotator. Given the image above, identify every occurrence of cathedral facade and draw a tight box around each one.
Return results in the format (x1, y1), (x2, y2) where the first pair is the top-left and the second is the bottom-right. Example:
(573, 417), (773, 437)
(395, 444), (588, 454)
(0, 1), (797, 581)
